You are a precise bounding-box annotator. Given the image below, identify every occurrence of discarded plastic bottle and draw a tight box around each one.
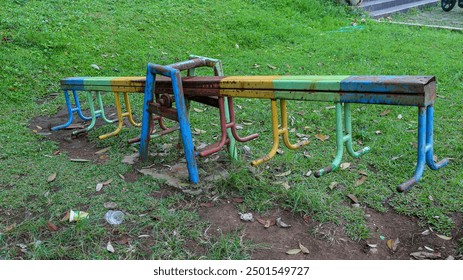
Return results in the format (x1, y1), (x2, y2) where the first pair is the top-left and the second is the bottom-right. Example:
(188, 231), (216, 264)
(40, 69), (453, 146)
(105, 210), (124, 225)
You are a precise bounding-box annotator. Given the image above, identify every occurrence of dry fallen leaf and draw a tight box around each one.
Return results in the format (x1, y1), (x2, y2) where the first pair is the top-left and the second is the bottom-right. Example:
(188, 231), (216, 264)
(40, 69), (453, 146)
(355, 175), (367, 186)
(95, 147), (111, 154)
(267, 64), (277, 70)
(193, 108), (204, 113)
(315, 133), (329, 142)
(96, 183), (104, 192)
(299, 242), (310, 254)
(379, 109), (391, 116)
(193, 128), (206, 135)
(47, 221), (58, 232)
(305, 170), (312, 177)
(347, 194), (359, 204)
(286, 248), (302, 255)
(103, 178), (113, 186)
(276, 217), (291, 228)
(104, 202), (118, 209)
(397, 114), (403, 120)
(275, 170), (291, 177)
(61, 212), (70, 222)
(232, 197), (244, 203)
(340, 162), (351, 170)
(410, 251), (441, 259)
(107, 241), (115, 253)
(329, 182), (338, 190)
(281, 182), (291, 190)
(436, 234), (452, 241)
(4, 223), (16, 232)
(47, 173), (57, 183)
(199, 202), (214, 208)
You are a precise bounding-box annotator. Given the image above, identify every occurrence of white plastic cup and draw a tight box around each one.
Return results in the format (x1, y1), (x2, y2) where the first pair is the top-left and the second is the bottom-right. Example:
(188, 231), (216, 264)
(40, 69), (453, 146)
(105, 210), (124, 225)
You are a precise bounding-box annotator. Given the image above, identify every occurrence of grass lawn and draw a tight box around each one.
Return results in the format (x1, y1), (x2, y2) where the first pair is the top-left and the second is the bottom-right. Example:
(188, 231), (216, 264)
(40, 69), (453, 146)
(0, 0), (462, 259)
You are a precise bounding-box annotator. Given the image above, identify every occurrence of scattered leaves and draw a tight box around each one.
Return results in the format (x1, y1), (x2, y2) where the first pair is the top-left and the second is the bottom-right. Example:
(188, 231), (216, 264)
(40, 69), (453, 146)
(347, 194), (359, 204)
(96, 183), (104, 192)
(103, 178), (113, 186)
(355, 175), (367, 186)
(95, 147), (111, 154)
(286, 249), (302, 255)
(61, 212), (71, 222)
(340, 162), (351, 170)
(47, 221), (58, 232)
(200, 202), (214, 208)
(4, 223), (16, 232)
(47, 172), (57, 183)
(436, 234), (452, 241)
(410, 251), (441, 259)
(379, 109), (391, 116)
(275, 170), (291, 177)
(386, 238), (400, 251)
(104, 202), (118, 209)
(276, 217), (291, 228)
(267, 64), (277, 70)
(193, 128), (206, 135)
(106, 241), (115, 253)
(329, 182), (338, 190)
(257, 217), (275, 228)
(299, 242), (310, 254)
(315, 133), (329, 142)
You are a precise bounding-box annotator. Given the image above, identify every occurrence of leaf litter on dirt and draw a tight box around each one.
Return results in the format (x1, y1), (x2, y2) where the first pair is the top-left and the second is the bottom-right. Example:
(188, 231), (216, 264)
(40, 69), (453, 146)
(286, 248), (302, 255)
(299, 242), (310, 254)
(276, 217), (291, 228)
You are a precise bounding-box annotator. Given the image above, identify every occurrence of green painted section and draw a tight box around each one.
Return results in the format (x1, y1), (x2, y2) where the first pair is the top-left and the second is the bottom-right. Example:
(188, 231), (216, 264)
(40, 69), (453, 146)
(273, 90), (340, 102)
(273, 76), (349, 92)
(83, 77), (116, 91)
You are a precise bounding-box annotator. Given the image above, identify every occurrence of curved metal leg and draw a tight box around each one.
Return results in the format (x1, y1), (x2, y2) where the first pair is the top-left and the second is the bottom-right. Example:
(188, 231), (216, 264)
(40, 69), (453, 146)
(51, 90), (93, 131)
(73, 90), (93, 121)
(51, 90), (75, 131)
(124, 92), (141, 127)
(315, 102), (344, 177)
(98, 92), (125, 140)
(72, 92), (99, 135)
(252, 99), (280, 166)
(425, 106), (449, 170)
(397, 107), (427, 192)
(280, 100), (310, 150)
(228, 97), (259, 143)
(344, 103), (370, 158)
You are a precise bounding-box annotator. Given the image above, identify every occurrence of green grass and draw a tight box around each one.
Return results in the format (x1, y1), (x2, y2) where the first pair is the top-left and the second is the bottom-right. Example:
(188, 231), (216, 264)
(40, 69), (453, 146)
(1, 0), (462, 259)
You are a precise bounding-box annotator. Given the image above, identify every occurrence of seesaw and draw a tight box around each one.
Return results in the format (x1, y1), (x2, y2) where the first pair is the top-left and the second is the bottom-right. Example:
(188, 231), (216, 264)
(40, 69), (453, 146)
(56, 56), (448, 192)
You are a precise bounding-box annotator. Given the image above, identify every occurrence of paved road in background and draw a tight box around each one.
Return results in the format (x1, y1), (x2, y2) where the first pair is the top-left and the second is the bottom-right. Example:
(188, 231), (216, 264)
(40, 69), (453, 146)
(390, 3), (463, 29)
